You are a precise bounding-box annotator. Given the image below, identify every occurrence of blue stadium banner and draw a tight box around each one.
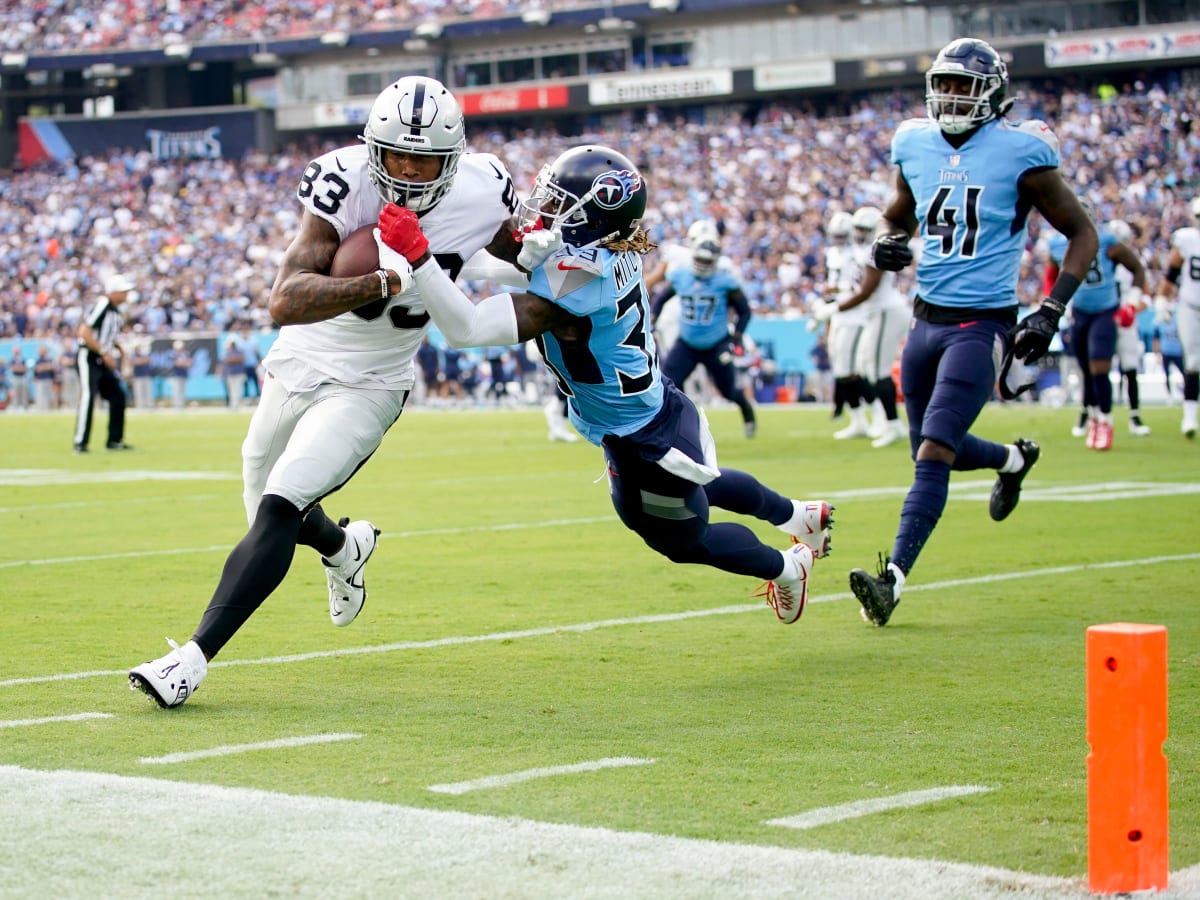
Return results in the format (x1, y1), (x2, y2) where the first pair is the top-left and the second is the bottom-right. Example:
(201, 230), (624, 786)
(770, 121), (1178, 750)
(19, 107), (270, 167)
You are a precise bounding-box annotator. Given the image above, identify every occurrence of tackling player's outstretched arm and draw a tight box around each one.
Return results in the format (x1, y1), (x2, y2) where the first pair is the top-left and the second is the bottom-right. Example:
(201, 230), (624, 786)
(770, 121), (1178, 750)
(378, 203), (573, 347)
(268, 210), (406, 326)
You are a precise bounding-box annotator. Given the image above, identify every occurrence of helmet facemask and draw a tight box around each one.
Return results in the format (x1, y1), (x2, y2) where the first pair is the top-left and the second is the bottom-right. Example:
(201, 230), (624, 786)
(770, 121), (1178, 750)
(926, 71), (1005, 134)
(692, 239), (720, 277)
(362, 76), (466, 213)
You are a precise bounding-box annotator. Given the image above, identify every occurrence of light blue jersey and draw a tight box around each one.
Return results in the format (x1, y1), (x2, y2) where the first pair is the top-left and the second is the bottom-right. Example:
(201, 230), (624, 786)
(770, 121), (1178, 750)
(1047, 226), (1119, 314)
(893, 116), (1059, 309)
(666, 268), (744, 349)
(529, 244), (663, 445)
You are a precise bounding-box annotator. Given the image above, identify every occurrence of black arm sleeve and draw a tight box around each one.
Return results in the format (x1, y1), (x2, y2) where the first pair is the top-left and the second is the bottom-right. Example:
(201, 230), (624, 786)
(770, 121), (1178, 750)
(649, 285), (676, 321)
(728, 289), (751, 339)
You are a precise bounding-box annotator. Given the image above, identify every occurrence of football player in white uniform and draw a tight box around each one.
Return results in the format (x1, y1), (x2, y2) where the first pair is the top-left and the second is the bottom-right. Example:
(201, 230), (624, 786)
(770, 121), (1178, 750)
(812, 210), (877, 438)
(813, 206), (912, 447)
(130, 76), (553, 708)
(1159, 197), (1200, 437)
(1107, 219), (1152, 436)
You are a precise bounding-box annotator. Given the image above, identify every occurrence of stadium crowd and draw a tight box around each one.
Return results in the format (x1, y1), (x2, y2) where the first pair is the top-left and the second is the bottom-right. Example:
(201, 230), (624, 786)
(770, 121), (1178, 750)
(0, 75), (1197, 408)
(0, 0), (596, 53)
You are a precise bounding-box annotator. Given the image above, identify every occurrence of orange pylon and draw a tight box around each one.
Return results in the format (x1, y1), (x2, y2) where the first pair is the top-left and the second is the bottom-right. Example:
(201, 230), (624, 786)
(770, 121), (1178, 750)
(1086, 623), (1168, 894)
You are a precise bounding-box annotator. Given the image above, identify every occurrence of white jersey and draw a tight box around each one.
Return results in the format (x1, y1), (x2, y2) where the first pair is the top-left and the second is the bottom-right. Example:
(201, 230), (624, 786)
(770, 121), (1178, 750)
(1172, 226), (1200, 309)
(265, 145), (517, 392)
(826, 242), (868, 326)
(852, 243), (908, 313)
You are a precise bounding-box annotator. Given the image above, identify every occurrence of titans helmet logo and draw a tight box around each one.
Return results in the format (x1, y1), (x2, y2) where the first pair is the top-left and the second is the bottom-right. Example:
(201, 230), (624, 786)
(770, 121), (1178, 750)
(591, 169), (642, 209)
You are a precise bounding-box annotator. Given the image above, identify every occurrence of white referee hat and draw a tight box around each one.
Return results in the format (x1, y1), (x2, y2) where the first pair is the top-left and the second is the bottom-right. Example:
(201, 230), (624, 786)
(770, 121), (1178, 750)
(105, 273), (135, 294)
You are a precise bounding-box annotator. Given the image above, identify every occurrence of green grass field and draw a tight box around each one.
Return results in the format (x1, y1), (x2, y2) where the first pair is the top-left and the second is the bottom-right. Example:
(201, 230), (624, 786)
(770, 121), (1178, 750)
(1, 402), (1196, 898)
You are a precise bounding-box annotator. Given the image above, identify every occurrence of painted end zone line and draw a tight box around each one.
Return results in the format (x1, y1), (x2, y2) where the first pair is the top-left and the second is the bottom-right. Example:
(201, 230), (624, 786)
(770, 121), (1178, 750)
(427, 756), (655, 795)
(139, 733), (362, 766)
(767, 785), (994, 830)
(0, 712), (114, 730)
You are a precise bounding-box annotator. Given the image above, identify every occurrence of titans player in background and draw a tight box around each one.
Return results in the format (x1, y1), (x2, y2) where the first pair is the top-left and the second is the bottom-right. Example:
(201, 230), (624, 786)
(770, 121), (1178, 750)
(1045, 208), (1147, 450)
(848, 38), (1098, 627)
(376, 144), (834, 625)
(649, 233), (758, 437)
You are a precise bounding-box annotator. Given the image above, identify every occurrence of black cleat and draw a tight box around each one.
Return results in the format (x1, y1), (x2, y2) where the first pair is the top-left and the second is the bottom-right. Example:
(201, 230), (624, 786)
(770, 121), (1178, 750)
(989, 438), (1040, 522)
(849, 554), (900, 627)
(106, 441), (134, 450)
(73, 444), (88, 454)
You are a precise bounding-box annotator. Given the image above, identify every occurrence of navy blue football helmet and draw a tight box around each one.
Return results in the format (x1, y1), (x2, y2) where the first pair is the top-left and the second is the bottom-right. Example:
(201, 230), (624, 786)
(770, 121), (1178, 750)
(520, 145), (647, 247)
(925, 38), (1011, 135)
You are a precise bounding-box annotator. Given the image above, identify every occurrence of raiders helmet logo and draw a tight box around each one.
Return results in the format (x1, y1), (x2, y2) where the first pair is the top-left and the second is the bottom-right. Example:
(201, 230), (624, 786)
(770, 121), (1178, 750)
(591, 169), (642, 210)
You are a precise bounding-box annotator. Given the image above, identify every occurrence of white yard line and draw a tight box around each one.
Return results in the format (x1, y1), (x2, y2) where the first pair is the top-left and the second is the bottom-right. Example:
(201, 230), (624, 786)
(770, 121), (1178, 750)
(3, 551), (1196, 690)
(427, 757), (655, 795)
(766, 785), (994, 830)
(0, 765), (1114, 900)
(138, 733), (362, 766)
(0, 712), (114, 729)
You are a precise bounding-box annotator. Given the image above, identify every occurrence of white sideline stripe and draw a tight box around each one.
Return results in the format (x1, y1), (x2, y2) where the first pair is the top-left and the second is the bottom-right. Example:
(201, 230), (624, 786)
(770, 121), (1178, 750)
(138, 732), (362, 766)
(0, 517), (614, 570)
(427, 756), (655, 795)
(4, 480), (1193, 571)
(1, 765), (1113, 900)
(767, 785), (994, 830)
(0, 712), (114, 729)
(3, 551), (1198, 690)
(0, 469), (236, 486)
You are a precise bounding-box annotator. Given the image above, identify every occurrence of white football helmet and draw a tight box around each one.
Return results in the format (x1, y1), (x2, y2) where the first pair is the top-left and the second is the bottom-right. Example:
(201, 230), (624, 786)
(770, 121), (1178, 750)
(692, 239), (720, 277)
(361, 75), (466, 213)
(851, 206), (882, 244)
(1108, 219), (1133, 244)
(686, 219), (721, 251)
(827, 211), (853, 246)
(1190, 196), (1200, 223)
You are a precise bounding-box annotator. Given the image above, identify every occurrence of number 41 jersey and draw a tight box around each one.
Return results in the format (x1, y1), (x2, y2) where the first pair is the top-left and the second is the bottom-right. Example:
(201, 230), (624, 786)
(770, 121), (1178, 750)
(894, 116), (1059, 311)
(265, 143), (517, 393)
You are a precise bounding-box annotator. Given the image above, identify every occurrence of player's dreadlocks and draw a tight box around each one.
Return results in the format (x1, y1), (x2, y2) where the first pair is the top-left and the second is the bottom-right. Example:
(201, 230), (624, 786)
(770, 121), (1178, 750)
(603, 228), (657, 255)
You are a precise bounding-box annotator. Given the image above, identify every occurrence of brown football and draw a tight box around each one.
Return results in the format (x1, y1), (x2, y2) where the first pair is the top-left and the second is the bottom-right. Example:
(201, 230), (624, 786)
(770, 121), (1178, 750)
(329, 224), (380, 277)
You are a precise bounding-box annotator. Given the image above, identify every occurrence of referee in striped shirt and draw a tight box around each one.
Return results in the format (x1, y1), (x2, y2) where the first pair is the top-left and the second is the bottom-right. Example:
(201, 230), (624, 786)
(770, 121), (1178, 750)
(74, 274), (134, 453)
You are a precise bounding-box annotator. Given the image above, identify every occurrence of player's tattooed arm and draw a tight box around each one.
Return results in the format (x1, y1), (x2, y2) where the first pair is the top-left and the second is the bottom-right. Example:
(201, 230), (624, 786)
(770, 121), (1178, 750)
(268, 210), (390, 326)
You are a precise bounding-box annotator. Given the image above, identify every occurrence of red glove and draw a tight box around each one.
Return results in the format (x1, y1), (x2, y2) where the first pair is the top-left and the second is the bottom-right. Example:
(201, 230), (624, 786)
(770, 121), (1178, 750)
(1114, 304), (1137, 328)
(378, 203), (429, 263)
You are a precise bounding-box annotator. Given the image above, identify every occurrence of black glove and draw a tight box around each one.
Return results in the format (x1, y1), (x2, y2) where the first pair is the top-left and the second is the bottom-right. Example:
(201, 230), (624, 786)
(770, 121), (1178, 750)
(868, 235), (913, 271)
(1008, 298), (1067, 364)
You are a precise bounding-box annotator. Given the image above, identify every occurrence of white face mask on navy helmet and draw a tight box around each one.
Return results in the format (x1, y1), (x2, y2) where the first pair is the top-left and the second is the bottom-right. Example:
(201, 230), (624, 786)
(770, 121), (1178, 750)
(925, 38), (1011, 135)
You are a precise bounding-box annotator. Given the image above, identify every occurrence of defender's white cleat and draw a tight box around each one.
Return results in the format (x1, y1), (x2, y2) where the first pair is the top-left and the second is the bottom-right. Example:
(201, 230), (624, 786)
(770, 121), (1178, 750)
(756, 542), (815, 625)
(129, 638), (207, 709)
(778, 499), (835, 558)
(325, 518), (380, 627)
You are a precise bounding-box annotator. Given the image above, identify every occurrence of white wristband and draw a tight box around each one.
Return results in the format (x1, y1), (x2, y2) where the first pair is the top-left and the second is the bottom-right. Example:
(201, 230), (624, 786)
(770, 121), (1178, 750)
(375, 268), (390, 300)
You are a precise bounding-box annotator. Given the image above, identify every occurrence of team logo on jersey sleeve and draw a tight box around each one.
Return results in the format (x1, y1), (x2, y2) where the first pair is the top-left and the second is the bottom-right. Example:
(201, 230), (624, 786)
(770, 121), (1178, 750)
(592, 170), (642, 209)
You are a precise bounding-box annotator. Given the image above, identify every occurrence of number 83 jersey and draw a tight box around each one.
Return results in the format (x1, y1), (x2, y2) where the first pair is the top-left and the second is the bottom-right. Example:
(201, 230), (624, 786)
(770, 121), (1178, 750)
(893, 116), (1059, 311)
(266, 143), (517, 393)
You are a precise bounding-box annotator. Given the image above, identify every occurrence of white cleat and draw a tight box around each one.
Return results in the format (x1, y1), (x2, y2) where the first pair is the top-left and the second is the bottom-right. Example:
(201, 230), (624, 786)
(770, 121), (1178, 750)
(1128, 420), (1151, 436)
(325, 518), (380, 627)
(871, 420), (907, 448)
(756, 543), (814, 625)
(778, 499), (834, 558)
(129, 638), (207, 709)
(833, 422), (871, 440)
